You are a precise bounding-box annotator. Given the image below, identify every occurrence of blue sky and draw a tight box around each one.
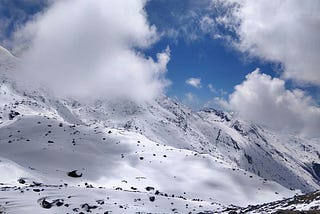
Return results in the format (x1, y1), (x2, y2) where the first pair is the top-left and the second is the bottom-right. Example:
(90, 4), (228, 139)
(144, 32), (278, 108)
(0, 0), (319, 113)
(0, 0), (48, 40)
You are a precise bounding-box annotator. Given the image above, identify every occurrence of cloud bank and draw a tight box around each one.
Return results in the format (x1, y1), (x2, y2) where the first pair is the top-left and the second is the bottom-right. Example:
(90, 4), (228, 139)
(10, 0), (170, 102)
(216, 0), (320, 85)
(226, 69), (320, 137)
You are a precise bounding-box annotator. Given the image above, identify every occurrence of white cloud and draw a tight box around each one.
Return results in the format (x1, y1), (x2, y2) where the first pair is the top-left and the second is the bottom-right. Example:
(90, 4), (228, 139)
(145, 0), (218, 42)
(185, 92), (195, 102)
(200, 16), (215, 33)
(207, 83), (216, 93)
(217, 0), (320, 86)
(0, 0), (52, 50)
(203, 97), (229, 110)
(9, 0), (170, 102)
(206, 1), (320, 137)
(186, 77), (202, 88)
(182, 92), (201, 109)
(225, 69), (320, 137)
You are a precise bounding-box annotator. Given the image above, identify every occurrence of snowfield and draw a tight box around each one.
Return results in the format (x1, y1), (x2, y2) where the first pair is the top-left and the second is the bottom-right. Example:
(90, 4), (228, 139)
(0, 113), (294, 213)
(0, 46), (319, 213)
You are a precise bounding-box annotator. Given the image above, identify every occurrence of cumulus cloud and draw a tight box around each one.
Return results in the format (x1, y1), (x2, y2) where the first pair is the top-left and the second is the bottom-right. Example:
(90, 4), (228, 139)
(186, 77), (202, 88)
(9, 0), (170, 102)
(225, 69), (320, 137)
(216, 0), (320, 85)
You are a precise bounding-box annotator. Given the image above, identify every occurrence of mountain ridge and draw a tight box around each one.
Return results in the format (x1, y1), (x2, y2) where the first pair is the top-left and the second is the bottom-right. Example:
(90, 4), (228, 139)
(0, 46), (319, 213)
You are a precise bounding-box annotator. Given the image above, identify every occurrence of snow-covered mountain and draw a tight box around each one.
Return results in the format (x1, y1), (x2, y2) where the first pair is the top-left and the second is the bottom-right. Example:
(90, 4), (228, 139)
(228, 190), (320, 213)
(0, 46), (319, 213)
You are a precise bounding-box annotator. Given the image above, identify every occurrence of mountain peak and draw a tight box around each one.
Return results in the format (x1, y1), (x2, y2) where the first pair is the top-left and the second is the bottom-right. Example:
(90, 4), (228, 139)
(201, 107), (232, 122)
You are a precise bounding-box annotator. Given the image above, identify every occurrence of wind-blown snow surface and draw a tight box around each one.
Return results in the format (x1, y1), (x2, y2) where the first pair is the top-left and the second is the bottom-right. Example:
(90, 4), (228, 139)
(0, 47), (319, 213)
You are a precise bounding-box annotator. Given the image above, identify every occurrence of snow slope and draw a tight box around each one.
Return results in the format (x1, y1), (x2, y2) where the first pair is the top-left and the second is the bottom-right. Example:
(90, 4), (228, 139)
(64, 95), (320, 192)
(0, 46), (319, 213)
(0, 96), (294, 213)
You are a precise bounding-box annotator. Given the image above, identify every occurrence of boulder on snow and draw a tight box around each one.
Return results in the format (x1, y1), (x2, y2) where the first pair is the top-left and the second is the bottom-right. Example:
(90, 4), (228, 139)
(9, 110), (20, 120)
(67, 170), (82, 178)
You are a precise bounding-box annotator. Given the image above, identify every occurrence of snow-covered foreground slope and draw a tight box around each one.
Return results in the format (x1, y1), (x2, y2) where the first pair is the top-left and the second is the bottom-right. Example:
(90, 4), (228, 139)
(0, 113), (294, 213)
(0, 46), (319, 213)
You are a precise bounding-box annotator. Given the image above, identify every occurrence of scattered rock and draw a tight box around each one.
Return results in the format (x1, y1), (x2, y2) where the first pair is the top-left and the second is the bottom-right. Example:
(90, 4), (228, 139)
(40, 199), (52, 209)
(96, 200), (104, 205)
(17, 178), (26, 184)
(81, 203), (98, 212)
(67, 170), (82, 178)
(149, 196), (155, 202)
(145, 186), (155, 191)
(53, 199), (64, 207)
(9, 110), (20, 120)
